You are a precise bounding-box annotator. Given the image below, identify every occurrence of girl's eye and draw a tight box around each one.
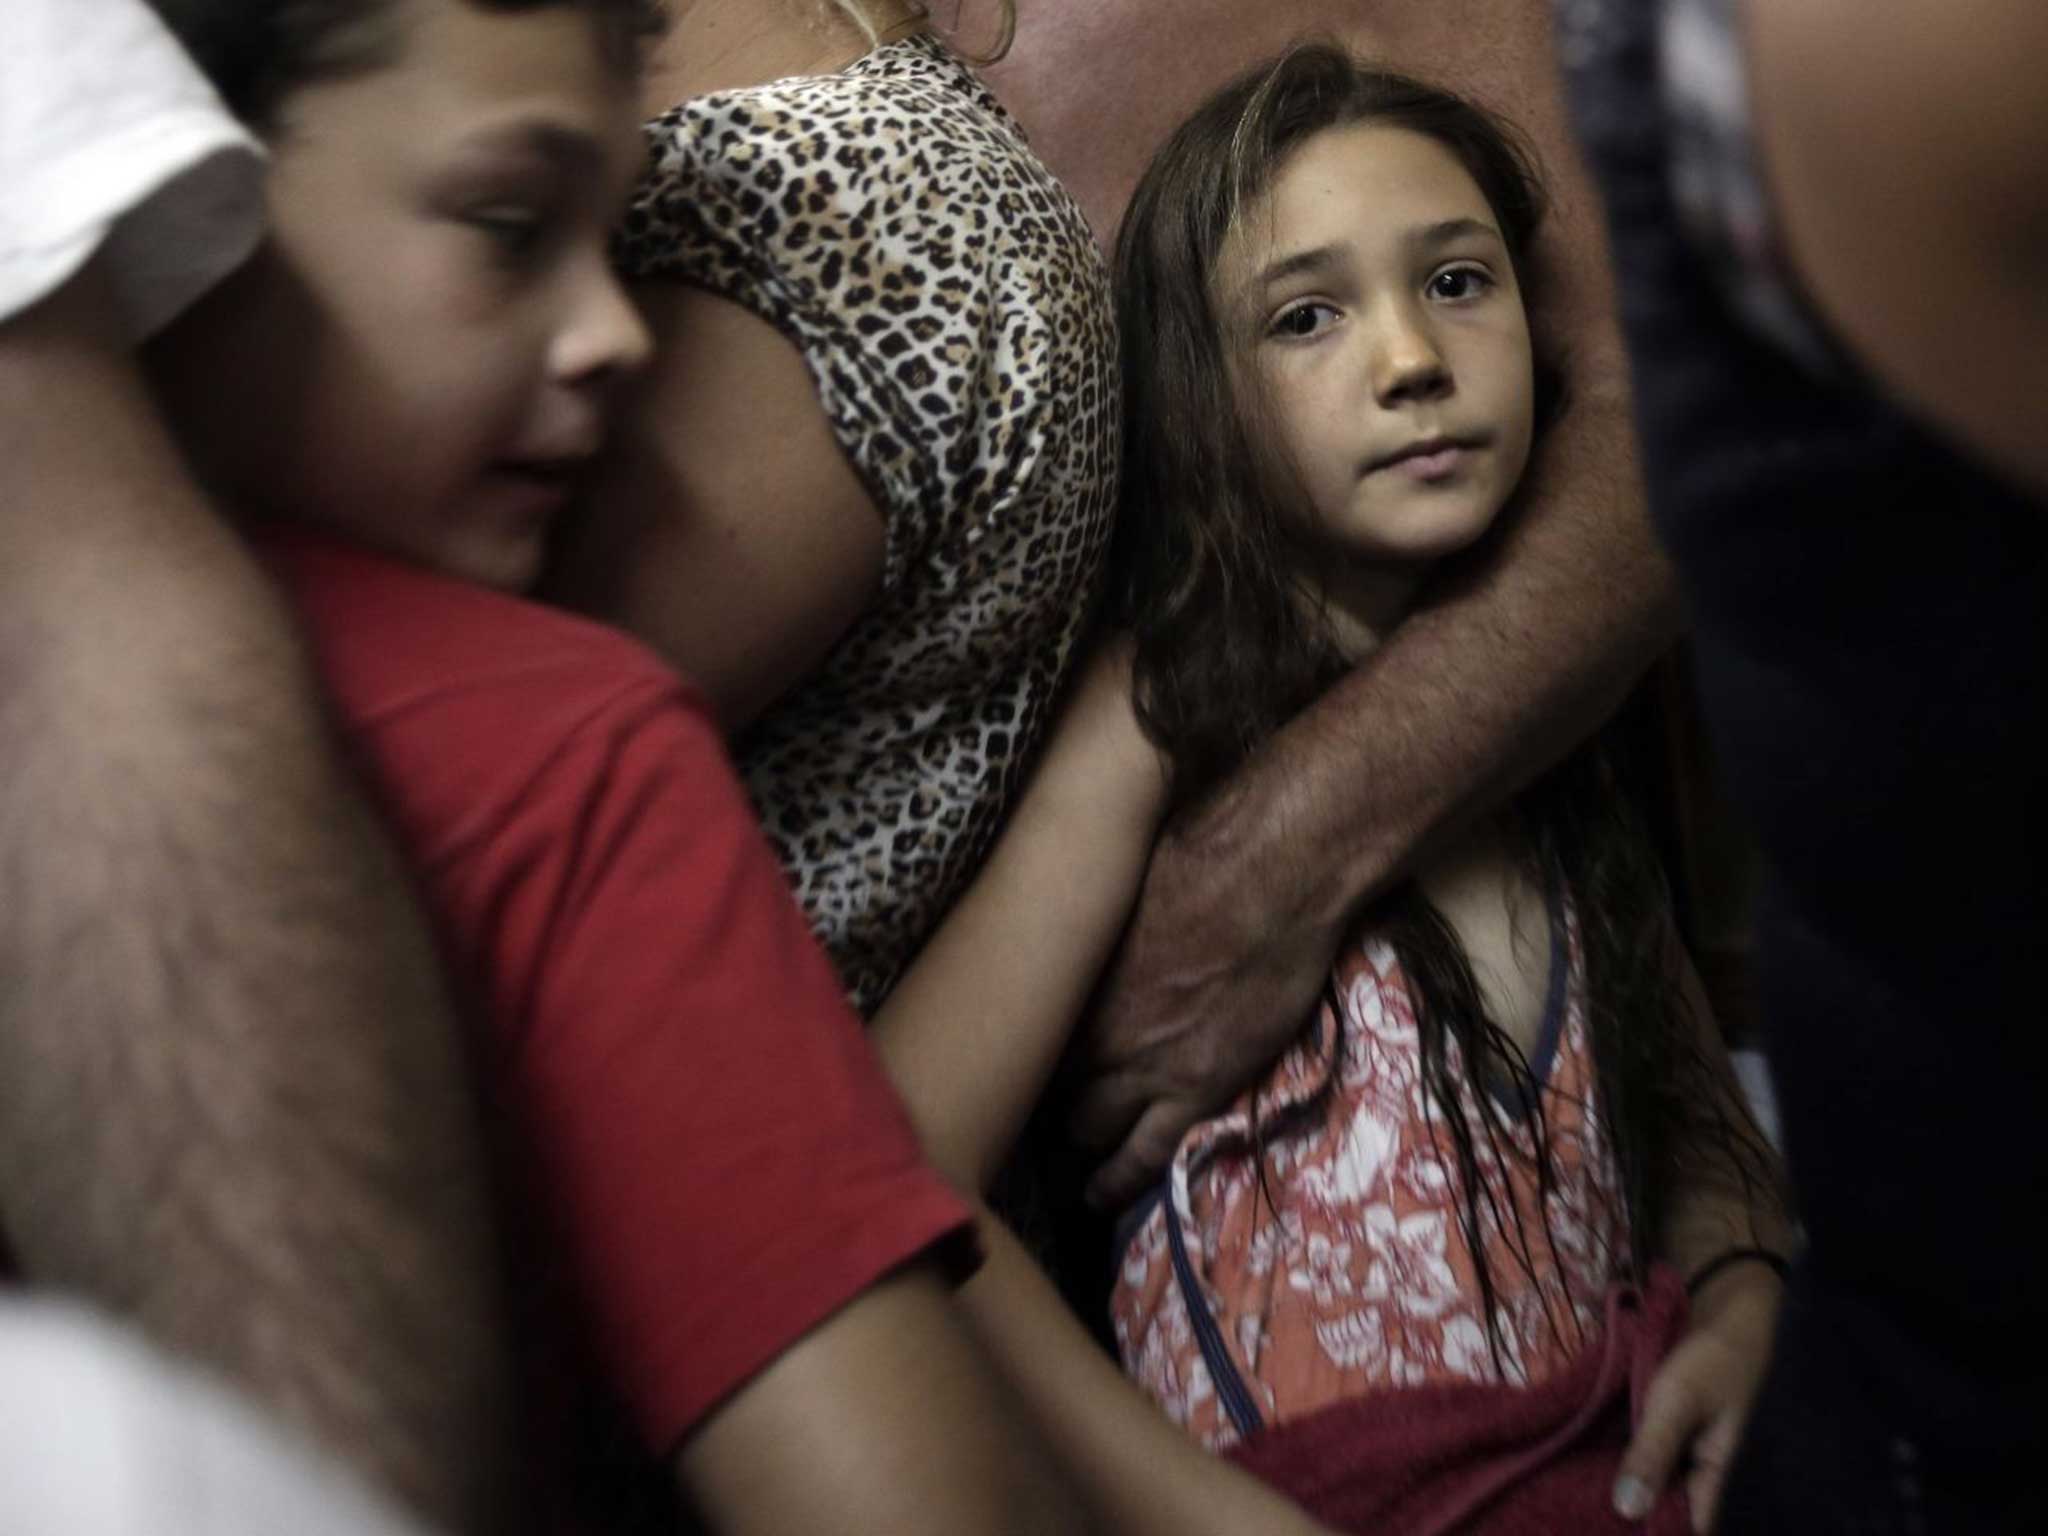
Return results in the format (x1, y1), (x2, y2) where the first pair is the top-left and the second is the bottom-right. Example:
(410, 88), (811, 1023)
(1427, 264), (1495, 302)
(1270, 301), (1339, 339)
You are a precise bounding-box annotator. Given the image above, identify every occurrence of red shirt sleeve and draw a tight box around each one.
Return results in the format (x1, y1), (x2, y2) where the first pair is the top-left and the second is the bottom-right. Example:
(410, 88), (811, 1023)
(273, 539), (974, 1457)
(473, 672), (973, 1452)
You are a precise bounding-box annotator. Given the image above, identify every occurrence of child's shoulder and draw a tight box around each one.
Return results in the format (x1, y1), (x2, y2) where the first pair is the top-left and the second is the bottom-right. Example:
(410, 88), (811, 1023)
(260, 528), (706, 738)
(260, 530), (741, 868)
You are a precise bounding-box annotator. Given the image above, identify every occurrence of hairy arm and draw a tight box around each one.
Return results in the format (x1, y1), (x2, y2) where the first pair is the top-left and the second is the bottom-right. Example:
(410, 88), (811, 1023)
(1744, 0), (2048, 498)
(0, 265), (513, 1532)
(1074, 160), (1680, 1209)
(545, 284), (884, 733)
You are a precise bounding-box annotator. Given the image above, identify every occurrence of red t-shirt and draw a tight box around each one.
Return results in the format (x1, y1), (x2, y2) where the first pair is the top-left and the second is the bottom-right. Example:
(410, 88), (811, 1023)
(266, 532), (971, 1465)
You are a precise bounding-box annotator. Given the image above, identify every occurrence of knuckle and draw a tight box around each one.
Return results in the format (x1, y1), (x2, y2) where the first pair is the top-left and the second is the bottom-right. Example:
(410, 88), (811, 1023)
(1074, 1103), (1130, 1158)
(1137, 1124), (1179, 1171)
(1101, 1159), (1144, 1206)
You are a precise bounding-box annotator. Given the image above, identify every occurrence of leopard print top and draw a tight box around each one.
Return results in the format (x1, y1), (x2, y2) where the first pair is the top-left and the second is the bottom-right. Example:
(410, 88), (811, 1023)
(617, 35), (1118, 1014)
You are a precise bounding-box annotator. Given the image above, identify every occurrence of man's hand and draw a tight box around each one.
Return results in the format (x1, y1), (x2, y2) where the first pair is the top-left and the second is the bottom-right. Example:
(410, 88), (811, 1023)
(1068, 793), (1349, 1212)
(1614, 1267), (1783, 1533)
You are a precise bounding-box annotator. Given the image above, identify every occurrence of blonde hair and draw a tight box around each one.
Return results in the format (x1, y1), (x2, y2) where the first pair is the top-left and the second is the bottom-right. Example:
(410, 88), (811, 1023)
(824, 1), (1016, 63)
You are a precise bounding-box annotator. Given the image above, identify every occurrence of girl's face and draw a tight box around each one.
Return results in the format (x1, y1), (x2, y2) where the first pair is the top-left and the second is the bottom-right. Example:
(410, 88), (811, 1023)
(150, 0), (652, 592)
(1216, 122), (1535, 631)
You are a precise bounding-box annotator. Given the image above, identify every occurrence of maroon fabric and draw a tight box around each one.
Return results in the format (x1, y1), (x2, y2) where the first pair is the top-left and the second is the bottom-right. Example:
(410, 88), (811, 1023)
(1228, 1267), (1693, 1536)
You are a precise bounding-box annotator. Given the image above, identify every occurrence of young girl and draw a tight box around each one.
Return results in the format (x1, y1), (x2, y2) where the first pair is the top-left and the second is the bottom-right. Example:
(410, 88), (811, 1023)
(871, 42), (1790, 1533)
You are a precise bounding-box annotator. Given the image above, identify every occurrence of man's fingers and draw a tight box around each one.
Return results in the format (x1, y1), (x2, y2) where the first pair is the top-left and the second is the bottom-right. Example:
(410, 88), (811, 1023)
(1614, 1363), (1704, 1522)
(1068, 1068), (1147, 1163)
(1084, 1099), (1193, 1212)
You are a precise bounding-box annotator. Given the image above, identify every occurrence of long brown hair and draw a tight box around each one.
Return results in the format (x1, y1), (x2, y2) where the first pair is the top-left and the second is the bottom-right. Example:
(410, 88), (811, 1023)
(1112, 44), (1779, 1362)
(1113, 45), (1552, 796)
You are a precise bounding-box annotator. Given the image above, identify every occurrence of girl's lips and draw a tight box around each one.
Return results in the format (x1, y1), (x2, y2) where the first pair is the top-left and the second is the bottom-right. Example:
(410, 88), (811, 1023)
(1380, 444), (1468, 480)
(1366, 435), (1484, 480)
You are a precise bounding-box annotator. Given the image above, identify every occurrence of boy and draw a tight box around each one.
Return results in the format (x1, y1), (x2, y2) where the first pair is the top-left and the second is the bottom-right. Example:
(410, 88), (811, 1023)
(141, 1), (1094, 1529)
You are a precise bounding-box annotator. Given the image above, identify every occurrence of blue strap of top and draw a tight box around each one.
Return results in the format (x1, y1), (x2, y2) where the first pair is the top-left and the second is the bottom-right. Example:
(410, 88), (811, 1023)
(1163, 1184), (1267, 1441)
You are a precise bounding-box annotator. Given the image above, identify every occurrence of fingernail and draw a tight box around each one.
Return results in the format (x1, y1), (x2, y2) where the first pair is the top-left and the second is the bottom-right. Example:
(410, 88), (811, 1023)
(1612, 1476), (1654, 1520)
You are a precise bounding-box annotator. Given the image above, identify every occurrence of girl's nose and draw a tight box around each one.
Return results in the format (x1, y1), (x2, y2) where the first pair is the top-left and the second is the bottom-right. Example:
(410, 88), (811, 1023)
(555, 265), (653, 386)
(1372, 308), (1452, 407)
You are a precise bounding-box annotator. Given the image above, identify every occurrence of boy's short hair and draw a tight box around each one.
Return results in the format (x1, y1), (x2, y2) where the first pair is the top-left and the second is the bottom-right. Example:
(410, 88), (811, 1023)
(149, 0), (664, 131)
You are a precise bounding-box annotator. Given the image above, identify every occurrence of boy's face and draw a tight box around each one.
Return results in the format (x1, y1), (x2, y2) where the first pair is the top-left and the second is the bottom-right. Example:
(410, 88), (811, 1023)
(152, 0), (651, 592)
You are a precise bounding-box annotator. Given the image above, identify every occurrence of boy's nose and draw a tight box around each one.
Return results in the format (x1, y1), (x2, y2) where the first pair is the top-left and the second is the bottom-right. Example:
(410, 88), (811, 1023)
(557, 268), (653, 385)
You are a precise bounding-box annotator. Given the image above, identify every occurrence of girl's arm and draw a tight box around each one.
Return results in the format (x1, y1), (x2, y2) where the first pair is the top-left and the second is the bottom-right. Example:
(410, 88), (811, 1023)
(1616, 927), (1796, 1531)
(1656, 929), (1797, 1277)
(951, 1206), (1336, 1536)
(870, 639), (1170, 1193)
(870, 650), (1336, 1536)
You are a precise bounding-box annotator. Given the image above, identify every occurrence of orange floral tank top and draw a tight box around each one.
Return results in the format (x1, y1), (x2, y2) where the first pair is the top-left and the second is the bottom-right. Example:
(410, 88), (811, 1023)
(1109, 893), (1628, 1450)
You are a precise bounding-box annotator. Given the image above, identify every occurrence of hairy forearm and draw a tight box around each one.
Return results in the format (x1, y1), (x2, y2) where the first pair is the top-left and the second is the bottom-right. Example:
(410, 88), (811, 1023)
(0, 281), (513, 1530)
(1185, 371), (1677, 931)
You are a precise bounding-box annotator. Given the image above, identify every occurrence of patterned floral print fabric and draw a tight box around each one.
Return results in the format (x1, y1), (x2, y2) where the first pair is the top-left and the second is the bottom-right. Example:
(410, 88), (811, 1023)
(1112, 904), (1628, 1451)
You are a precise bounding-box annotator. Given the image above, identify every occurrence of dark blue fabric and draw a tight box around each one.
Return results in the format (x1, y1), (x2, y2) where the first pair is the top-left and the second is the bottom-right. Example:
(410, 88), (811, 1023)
(1558, 3), (2048, 1529)
(1490, 862), (1573, 1122)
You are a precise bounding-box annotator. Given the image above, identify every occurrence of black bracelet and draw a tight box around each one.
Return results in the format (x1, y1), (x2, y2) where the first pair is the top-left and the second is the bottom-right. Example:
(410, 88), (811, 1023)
(1685, 1245), (1791, 1296)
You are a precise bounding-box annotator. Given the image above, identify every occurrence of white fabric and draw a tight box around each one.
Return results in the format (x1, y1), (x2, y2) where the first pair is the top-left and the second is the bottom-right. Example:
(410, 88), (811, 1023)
(0, 1298), (434, 1536)
(0, 0), (263, 337)
(1730, 1046), (1783, 1151)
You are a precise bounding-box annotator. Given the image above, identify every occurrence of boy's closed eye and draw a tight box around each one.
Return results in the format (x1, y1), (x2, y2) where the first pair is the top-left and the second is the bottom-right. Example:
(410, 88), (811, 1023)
(462, 203), (554, 263)
(431, 118), (636, 270)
